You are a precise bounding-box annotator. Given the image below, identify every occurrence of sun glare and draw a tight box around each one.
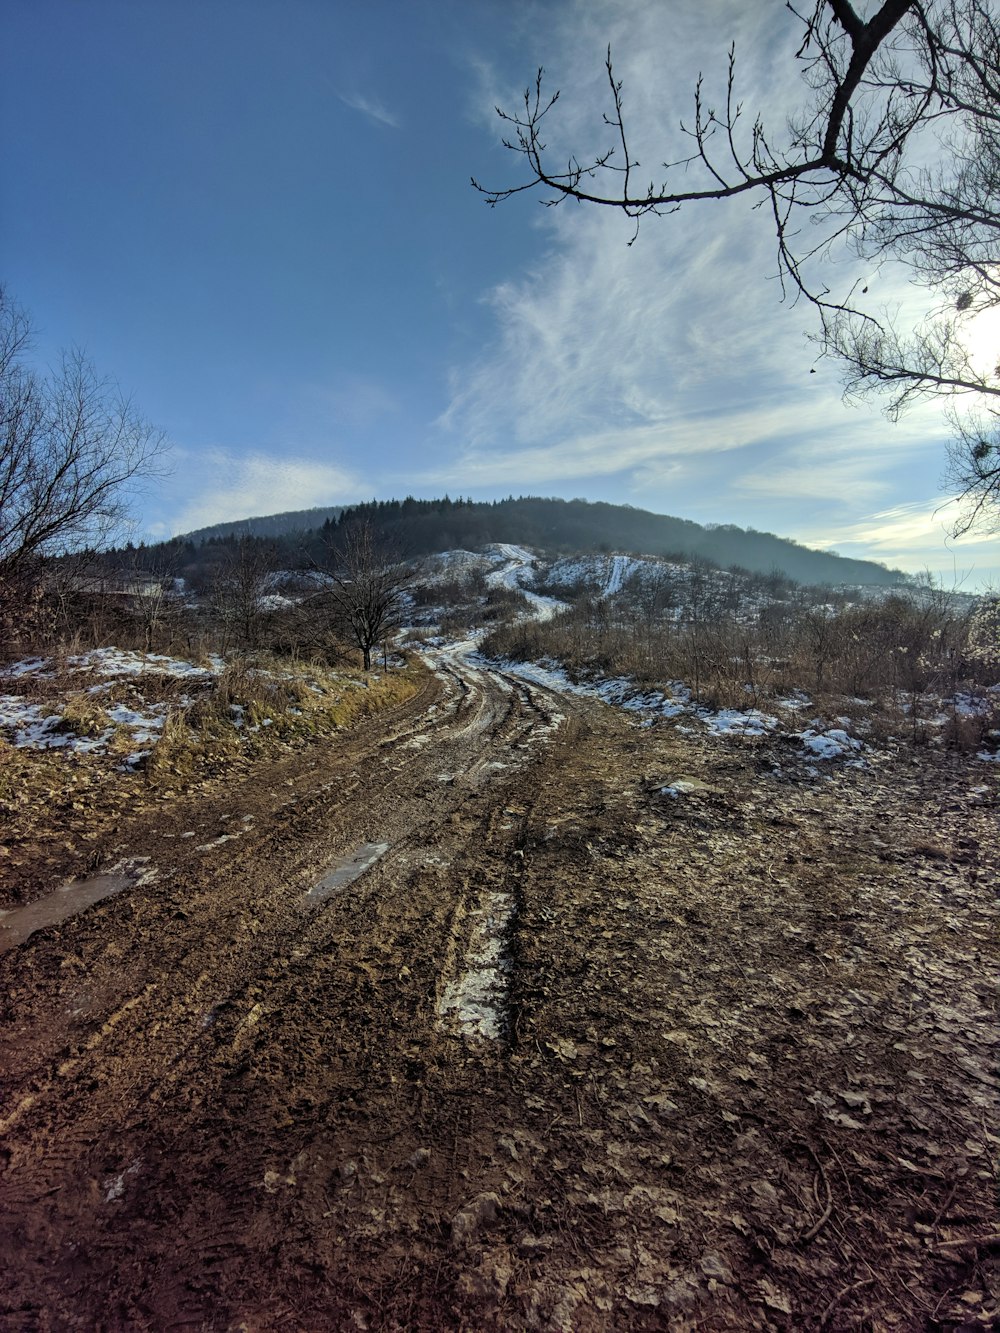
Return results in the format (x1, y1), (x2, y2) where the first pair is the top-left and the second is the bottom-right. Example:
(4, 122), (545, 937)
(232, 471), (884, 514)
(963, 304), (1000, 381)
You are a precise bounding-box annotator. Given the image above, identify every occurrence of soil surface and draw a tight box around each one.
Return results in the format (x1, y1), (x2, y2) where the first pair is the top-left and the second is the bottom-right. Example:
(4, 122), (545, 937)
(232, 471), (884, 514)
(1, 649), (997, 1330)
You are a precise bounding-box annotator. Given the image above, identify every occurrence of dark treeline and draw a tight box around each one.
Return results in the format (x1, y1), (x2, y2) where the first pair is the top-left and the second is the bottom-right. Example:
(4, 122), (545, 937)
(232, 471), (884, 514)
(107, 495), (904, 588)
(330, 497), (903, 584)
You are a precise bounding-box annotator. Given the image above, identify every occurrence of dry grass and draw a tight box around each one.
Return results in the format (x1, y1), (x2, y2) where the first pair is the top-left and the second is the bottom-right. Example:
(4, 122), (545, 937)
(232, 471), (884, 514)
(143, 708), (203, 781)
(142, 655), (421, 783)
(58, 693), (114, 738)
(479, 589), (996, 740)
(0, 651), (424, 906)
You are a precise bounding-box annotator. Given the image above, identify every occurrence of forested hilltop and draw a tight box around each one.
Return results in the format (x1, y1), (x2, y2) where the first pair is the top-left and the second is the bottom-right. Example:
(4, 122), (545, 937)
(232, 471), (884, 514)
(173, 496), (904, 587)
(181, 505), (344, 544)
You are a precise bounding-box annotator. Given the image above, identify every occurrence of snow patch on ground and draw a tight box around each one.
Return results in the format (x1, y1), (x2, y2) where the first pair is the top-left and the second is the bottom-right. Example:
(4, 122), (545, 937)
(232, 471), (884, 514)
(602, 554), (646, 597)
(105, 703), (170, 742)
(661, 779), (709, 798)
(0, 697), (108, 752)
(0, 648), (225, 757)
(482, 544), (569, 621)
(703, 709), (779, 737)
(544, 552), (689, 597)
(521, 589), (567, 622)
(775, 692), (812, 711)
(3, 657), (49, 678)
(485, 543), (538, 591)
(798, 727), (864, 760)
(484, 654), (689, 721)
(67, 648), (224, 678)
(437, 891), (514, 1041)
(2, 647), (223, 683)
(421, 550), (493, 583)
(477, 652), (868, 763)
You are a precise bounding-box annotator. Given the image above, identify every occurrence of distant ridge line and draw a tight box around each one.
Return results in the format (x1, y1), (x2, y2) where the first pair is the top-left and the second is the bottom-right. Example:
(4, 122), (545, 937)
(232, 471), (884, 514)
(174, 495), (906, 587)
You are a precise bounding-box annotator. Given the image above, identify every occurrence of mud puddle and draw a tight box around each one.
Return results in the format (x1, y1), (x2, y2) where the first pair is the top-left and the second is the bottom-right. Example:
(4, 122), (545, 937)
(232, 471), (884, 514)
(0, 861), (150, 954)
(308, 842), (390, 902)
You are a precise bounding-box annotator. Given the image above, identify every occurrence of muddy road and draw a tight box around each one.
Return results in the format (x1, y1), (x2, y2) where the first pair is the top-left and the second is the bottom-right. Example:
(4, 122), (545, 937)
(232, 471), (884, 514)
(1, 651), (997, 1330)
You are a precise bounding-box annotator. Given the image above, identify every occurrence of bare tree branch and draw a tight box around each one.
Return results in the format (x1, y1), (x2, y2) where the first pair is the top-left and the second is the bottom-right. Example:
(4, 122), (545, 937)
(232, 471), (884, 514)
(474, 0), (1000, 533)
(0, 288), (167, 589)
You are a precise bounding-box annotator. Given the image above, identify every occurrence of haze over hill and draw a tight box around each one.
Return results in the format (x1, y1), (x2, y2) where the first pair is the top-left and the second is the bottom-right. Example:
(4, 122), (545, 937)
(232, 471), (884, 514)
(180, 496), (906, 588)
(179, 506), (345, 545)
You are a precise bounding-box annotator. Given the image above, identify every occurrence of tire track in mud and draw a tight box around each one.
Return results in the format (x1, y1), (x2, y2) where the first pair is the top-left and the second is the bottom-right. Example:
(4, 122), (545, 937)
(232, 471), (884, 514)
(0, 663), (477, 1071)
(106, 768), (549, 1330)
(0, 652), (569, 1327)
(5, 653), (995, 1330)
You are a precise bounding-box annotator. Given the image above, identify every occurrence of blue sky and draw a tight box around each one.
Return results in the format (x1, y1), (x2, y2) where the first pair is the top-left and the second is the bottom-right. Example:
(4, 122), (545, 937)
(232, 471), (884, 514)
(4, 0), (998, 588)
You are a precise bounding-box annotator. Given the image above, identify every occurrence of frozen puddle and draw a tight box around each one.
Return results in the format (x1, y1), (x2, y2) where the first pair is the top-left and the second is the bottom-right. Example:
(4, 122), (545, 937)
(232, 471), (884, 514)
(0, 859), (152, 954)
(308, 842), (389, 902)
(438, 891), (514, 1041)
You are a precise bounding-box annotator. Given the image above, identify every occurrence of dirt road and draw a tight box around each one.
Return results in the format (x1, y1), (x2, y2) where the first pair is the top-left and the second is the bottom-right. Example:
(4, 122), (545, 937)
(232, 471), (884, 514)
(1, 650), (997, 1330)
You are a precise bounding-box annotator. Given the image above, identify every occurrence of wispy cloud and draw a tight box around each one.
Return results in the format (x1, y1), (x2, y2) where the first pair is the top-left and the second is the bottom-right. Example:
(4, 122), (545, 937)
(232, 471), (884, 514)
(338, 91), (399, 129)
(432, 395), (891, 492)
(167, 451), (367, 535)
(803, 497), (976, 552)
(440, 208), (787, 448)
(731, 409), (943, 507)
(793, 497), (1000, 584)
(443, 3), (856, 470)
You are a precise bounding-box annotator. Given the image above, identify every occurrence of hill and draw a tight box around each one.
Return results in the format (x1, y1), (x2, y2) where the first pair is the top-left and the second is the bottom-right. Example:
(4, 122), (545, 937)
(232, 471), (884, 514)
(179, 505), (345, 544)
(188, 496), (903, 587)
(158, 495), (906, 589)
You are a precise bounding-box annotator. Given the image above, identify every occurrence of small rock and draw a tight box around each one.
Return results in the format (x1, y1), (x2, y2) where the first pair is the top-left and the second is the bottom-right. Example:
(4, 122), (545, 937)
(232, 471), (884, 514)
(700, 1252), (733, 1283)
(517, 1232), (555, 1256)
(451, 1192), (501, 1246)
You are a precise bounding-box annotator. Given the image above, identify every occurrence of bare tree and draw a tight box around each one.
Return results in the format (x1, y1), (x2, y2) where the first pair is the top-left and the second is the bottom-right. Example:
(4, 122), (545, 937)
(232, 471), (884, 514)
(475, 0), (1000, 531)
(0, 289), (166, 591)
(208, 536), (275, 652)
(124, 544), (182, 653)
(320, 521), (410, 671)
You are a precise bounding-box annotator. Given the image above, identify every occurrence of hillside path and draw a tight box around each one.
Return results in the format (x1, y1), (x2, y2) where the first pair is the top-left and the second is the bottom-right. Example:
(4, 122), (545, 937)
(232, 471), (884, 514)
(0, 650), (997, 1330)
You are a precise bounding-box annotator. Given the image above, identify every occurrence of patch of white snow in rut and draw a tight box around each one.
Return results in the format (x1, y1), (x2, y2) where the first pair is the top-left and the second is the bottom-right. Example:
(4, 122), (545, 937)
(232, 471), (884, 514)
(438, 891), (514, 1041)
(522, 590), (565, 621)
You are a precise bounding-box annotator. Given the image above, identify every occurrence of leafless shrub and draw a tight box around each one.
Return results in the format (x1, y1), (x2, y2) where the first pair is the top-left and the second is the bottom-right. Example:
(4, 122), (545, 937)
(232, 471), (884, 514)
(940, 697), (999, 753)
(480, 570), (990, 739)
(207, 538), (276, 653)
